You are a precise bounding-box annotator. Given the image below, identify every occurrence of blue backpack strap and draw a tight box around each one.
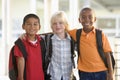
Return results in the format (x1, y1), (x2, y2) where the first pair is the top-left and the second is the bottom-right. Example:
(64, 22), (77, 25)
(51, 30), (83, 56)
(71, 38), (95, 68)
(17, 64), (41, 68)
(15, 38), (27, 80)
(76, 29), (82, 58)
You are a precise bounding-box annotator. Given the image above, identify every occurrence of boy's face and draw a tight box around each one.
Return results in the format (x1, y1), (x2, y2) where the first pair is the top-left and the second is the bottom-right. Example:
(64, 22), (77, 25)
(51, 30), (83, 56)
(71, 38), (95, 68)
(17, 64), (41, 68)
(22, 17), (40, 36)
(79, 9), (96, 29)
(51, 18), (66, 34)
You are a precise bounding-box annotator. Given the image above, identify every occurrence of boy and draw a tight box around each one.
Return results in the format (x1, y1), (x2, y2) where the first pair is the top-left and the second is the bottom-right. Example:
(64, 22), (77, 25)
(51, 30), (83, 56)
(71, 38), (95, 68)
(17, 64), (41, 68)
(13, 14), (44, 80)
(45, 11), (75, 80)
(68, 7), (113, 80)
(20, 11), (76, 80)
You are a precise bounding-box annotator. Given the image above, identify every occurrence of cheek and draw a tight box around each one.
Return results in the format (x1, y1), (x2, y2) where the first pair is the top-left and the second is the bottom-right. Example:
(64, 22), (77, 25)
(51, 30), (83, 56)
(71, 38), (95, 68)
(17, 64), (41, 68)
(22, 25), (25, 29)
(51, 26), (55, 31)
(92, 17), (96, 22)
(91, 20), (95, 24)
(39, 26), (41, 30)
(35, 26), (40, 30)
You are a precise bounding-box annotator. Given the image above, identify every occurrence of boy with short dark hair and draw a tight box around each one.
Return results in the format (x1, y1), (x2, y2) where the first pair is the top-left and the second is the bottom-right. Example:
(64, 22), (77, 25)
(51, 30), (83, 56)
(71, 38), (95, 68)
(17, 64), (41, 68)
(68, 7), (113, 80)
(13, 13), (44, 80)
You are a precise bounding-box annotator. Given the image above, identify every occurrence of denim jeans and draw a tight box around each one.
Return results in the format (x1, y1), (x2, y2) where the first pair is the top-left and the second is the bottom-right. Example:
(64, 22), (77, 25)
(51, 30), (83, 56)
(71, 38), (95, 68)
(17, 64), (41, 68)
(78, 70), (107, 80)
(61, 76), (63, 80)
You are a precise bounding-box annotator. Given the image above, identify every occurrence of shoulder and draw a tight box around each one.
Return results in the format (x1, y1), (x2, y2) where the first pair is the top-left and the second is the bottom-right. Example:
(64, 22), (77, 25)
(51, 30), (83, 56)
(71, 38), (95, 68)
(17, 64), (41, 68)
(95, 28), (105, 35)
(40, 33), (53, 39)
(68, 29), (77, 34)
(95, 28), (108, 41)
(14, 44), (23, 57)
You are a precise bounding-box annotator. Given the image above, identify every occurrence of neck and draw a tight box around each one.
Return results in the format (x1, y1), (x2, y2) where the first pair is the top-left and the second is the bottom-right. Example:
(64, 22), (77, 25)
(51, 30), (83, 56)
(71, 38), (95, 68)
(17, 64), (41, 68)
(27, 34), (36, 41)
(83, 27), (93, 33)
(56, 32), (66, 39)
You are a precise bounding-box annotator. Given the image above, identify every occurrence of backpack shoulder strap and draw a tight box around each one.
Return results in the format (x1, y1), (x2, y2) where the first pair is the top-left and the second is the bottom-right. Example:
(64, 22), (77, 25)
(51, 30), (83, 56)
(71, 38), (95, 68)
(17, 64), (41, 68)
(40, 37), (46, 56)
(70, 36), (76, 68)
(11, 46), (18, 74)
(76, 29), (82, 57)
(39, 37), (46, 72)
(11, 46), (16, 65)
(44, 33), (53, 72)
(9, 45), (18, 80)
(14, 38), (27, 80)
(15, 38), (27, 58)
(96, 29), (108, 67)
(45, 33), (53, 58)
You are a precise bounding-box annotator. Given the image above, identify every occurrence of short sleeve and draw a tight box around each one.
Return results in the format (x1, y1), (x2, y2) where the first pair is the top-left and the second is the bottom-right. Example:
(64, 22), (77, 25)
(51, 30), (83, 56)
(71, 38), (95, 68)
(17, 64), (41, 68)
(14, 45), (23, 57)
(68, 29), (77, 41)
(102, 32), (112, 53)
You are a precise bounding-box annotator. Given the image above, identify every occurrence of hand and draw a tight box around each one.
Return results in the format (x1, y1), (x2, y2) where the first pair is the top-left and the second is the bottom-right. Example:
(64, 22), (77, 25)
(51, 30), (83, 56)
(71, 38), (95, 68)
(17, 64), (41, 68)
(65, 25), (70, 32)
(17, 76), (24, 80)
(107, 72), (113, 80)
(19, 33), (26, 40)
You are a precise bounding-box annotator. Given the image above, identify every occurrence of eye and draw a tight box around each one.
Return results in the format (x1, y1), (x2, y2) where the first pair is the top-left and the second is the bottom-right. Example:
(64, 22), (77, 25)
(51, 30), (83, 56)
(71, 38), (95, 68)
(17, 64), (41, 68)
(89, 16), (93, 19)
(26, 23), (31, 26)
(59, 22), (63, 24)
(81, 16), (86, 20)
(34, 23), (39, 26)
(53, 22), (57, 25)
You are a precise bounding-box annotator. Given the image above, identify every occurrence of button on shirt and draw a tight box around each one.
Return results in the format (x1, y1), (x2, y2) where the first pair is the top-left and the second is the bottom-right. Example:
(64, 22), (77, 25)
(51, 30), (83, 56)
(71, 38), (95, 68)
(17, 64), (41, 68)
(48, 34), (72, 80)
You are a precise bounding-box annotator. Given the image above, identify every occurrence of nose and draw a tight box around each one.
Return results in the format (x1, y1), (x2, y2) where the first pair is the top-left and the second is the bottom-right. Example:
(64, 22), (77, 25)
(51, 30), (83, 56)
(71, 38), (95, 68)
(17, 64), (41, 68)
(30, 24), (36, 29)
(54, 23), (60, 28)
(56, 23), (59, 26)
(85, 17), (90, 21)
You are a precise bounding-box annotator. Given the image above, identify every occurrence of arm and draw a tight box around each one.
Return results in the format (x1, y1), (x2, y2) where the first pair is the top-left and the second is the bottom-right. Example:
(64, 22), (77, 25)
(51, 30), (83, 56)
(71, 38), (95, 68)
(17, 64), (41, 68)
(105, 52), (113, 80)
(65, 25), (71, 32)
(17, 57), (25, 80)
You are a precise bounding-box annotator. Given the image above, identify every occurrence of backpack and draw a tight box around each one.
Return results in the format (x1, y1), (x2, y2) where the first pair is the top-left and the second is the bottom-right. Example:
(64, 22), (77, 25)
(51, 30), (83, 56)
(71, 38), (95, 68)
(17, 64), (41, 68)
(9, 38), (27, 80)
(76, 29), (115, 70)
(44, 33), (76, 70)
(43, 33), (76, 80)
(9, 38), (46, 80)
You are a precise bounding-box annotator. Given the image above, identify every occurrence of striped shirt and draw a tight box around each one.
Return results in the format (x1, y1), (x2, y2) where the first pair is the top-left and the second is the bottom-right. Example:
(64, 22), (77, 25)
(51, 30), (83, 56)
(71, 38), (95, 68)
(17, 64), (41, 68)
(47, 33), (72, 80)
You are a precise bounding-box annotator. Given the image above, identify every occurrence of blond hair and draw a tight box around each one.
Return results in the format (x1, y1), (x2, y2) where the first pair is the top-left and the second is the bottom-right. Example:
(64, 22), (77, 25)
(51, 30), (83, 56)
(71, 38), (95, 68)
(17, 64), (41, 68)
(50, 11), (69, 31)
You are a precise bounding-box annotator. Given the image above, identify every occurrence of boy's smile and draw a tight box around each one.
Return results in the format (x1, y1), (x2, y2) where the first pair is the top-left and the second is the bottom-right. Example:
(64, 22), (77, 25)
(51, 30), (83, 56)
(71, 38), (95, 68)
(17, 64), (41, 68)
(23, 18), (40, 36)
(79, 9), (96, 33)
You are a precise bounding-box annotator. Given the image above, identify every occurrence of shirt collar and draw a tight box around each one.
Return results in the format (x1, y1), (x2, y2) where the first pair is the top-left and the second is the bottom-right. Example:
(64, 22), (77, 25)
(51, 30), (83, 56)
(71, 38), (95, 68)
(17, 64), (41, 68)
(25, 34), (41, 44)
(52, 33), (71, 40)
(82, 26), (95, 35)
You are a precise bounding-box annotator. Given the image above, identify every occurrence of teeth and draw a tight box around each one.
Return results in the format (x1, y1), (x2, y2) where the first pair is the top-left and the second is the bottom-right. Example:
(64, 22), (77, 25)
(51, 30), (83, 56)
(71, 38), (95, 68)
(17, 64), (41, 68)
(30, 30), (33, 31)
(85, 23), (89, 25)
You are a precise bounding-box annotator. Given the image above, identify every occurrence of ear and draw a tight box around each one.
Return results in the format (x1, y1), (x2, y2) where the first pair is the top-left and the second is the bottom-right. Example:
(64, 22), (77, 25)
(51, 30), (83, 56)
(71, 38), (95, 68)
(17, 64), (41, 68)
(78, 18), (81, 23)
(22, 24), (25, 29)
(39, 25), (41, 30)
(94, 17), (96, 22)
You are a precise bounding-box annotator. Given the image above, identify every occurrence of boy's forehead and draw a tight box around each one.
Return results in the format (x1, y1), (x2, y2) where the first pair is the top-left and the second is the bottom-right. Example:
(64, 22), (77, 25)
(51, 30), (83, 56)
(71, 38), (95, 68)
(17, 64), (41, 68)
(81, 9), (93, 14)
(52, 17), (64, 22)
(25, 18), (39, 23)
(80, 9), (95, 16)
(26, 17), (39, 21)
